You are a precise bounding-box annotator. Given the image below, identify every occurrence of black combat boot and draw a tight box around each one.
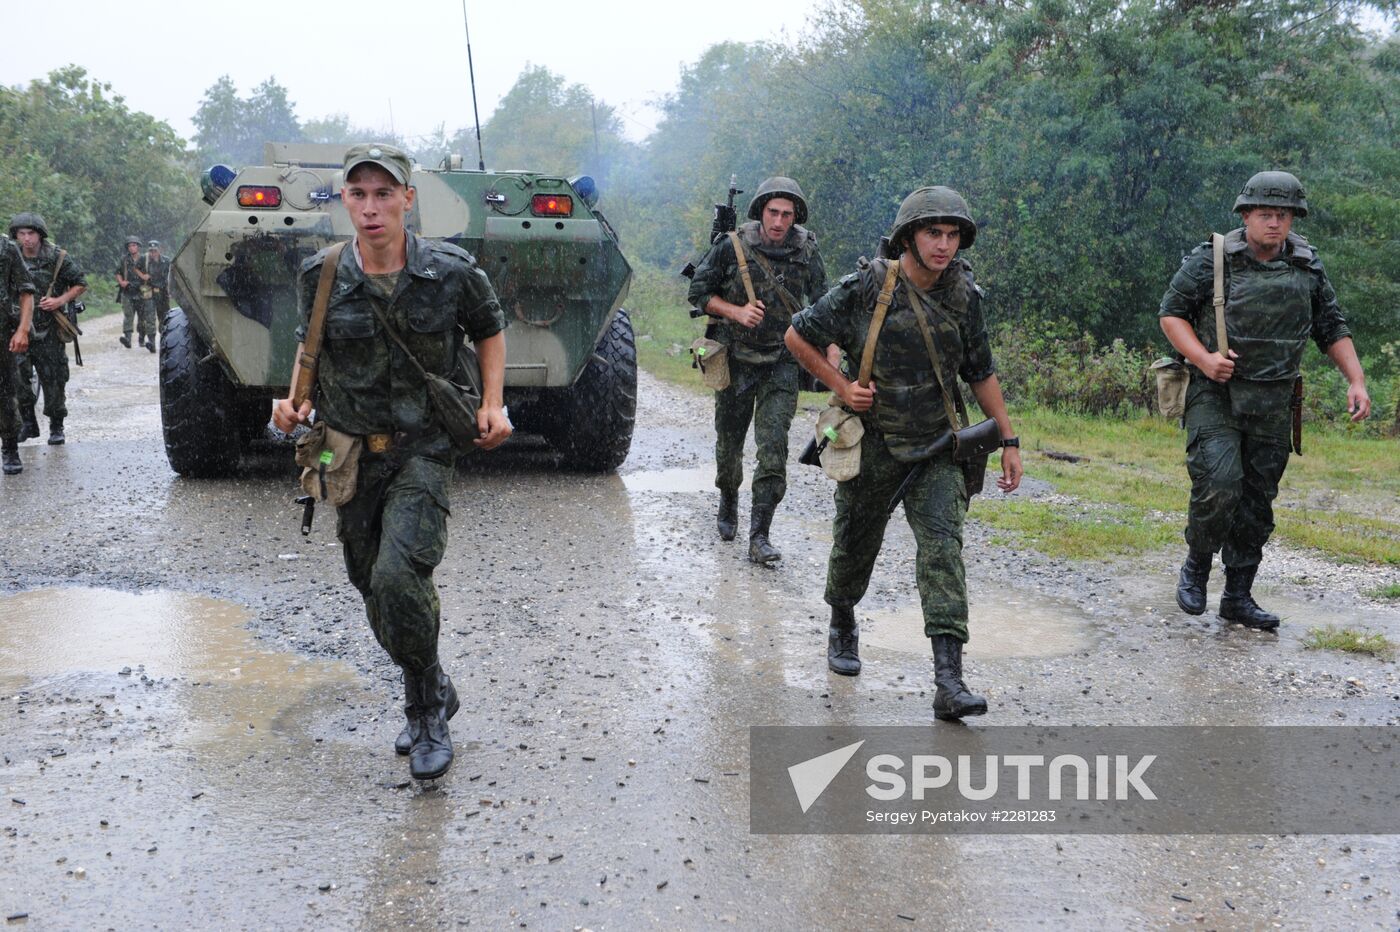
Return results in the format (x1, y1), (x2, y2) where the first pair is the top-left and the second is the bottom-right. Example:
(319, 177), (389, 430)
(18, 406), (39, 443)
(119, 334), (131, 348)
(716, 489), (739, 541)
(2, 437), (20, 475)
(395, 667), (459, 755)
(403, 662), (454, 779)
(748, 502), (781, 564)
(1175, 549), (1212, 615)
(827, 604), (861, 676)
(47, 418), (64, 446)
(146, 336), (156, 353)
(931, 634), (987, 721)
(1218, 565), (1280, 630)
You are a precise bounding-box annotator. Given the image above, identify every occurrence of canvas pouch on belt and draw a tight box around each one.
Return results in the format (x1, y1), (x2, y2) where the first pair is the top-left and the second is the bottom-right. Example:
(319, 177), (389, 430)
(295, 422), (363, 506)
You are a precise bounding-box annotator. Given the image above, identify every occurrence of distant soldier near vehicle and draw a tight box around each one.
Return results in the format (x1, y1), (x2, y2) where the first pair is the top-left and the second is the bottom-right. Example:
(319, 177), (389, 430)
(272, 144), (512, 780)
(686, 177), (828, 563)
(144, 240), (171, 331)
(785, 186), (1022, 718)
(1, 233), (36, 475)
(1161, 171), (1369, 630)
(11, 213), (87, 447)
(114, 235), (156, 351)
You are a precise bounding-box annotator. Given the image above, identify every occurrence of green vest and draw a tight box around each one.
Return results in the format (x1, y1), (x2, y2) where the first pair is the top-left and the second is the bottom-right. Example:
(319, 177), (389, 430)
(1217, 230), (1318, 383)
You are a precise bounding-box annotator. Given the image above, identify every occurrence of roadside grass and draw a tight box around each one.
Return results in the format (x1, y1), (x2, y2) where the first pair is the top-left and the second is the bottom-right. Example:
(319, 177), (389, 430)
(79, 294), (123, 320)
(1301, 625), (1396, 659)
(627, 275), (1400, 567)
(1367, 583), (1400, 600)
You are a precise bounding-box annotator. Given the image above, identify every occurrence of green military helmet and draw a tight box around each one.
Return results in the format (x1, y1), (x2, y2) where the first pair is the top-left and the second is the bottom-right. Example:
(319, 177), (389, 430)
(747, 176), (808, 225)
(889, 185), (977, 250)
(8, 212), (49, 239)
(125, 235), (142, 247)
(1233, 171), (1308, 218)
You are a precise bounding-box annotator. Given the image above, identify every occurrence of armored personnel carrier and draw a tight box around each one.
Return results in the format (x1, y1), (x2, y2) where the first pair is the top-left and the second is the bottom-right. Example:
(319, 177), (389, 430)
(163, 142), (635, 476)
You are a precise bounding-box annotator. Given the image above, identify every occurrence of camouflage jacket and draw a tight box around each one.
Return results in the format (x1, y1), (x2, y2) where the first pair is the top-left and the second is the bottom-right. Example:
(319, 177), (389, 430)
(114, 253), (145, 294)
(686, 220), (827, 364)
(792, 256), (994, 459)
(141, 255), (171, 293)
(296, 233), (506, 464)
(1159, 228), (1350, 383)
(22, 242), (87, 340)
(2, 237), (37, 327)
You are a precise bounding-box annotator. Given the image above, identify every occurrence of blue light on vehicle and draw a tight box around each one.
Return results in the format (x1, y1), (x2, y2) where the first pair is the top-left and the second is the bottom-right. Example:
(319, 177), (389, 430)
(569, 174), (599, 209)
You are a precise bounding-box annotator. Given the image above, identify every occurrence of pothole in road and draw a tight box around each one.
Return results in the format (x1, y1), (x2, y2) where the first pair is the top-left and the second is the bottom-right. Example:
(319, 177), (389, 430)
(0, 587), (356, 736)
(861, 591), (1096, 659)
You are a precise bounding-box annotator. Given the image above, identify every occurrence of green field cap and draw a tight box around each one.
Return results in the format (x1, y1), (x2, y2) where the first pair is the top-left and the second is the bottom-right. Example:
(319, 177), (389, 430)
(344, 143), (412, 185)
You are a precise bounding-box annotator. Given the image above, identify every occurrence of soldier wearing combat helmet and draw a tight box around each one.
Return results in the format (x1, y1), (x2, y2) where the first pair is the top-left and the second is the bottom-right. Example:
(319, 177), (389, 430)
(0, 229), (35, 475)
(1160, 171), (1369, 630)
(785, 185), (1022, 719)
(686, 176), (829, 563)
(10, 212), (87, 446)
(114, 235), (155, 351)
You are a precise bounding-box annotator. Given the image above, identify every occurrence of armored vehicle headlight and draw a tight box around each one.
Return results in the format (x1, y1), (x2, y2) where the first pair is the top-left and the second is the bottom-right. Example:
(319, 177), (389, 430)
(237, 185), (283, 209)
(531, 194), (573, 217)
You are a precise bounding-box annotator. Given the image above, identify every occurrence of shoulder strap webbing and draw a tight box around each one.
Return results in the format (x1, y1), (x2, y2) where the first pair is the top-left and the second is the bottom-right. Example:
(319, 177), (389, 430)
(904, 280), (964, 430)
(293, 242), (347, 408)
(1211, 233), (1228, 354)
(46, 249), (67, 298)
(727, 231), (758, 306)
(745, 247), (805, 316)
(857, 259), (901, 388)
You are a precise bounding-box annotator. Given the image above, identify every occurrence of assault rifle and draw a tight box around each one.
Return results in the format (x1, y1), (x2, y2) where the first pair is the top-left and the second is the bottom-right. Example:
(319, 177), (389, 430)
(680, 175), (742, 319)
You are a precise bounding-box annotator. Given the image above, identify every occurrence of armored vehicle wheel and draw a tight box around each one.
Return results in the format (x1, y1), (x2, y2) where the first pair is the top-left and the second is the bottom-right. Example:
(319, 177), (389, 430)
(160, 307), (243, 477)
(543, 308), (637, 472)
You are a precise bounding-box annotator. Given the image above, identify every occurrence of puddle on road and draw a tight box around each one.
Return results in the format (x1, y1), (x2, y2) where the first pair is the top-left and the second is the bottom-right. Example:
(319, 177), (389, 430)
(861, 591), (1095, 659)
(0, 587), (356, 736)
(622, 466), (749, 495)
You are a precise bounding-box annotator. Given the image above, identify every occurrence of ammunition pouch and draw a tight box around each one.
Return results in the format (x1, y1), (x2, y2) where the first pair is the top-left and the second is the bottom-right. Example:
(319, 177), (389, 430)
(1151, 357), (1189, 419)
(690, 338), (730, 391)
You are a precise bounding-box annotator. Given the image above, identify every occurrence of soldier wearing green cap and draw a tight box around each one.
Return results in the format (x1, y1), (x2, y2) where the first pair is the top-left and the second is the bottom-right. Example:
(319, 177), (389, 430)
(272, 142), (511, 781)
(686, 176), (829, 563)
(786, 185), (1022, 720)
(114, 235), (155, 350)
(10, 212), (87, 446)
(1160, 171), (1369, 630)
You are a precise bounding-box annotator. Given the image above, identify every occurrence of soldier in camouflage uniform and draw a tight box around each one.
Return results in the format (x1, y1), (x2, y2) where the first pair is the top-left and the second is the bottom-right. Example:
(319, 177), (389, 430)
(0, 234), (36, 475)
(786, 186), (1022, 720)
(144, 241), (171, 333)
(1161, 171), (1369, 630)
(10, 213), (87, 446)
(273, 144), (511, 781)
(114, 236), (156, 351)
(686, 177), (828, 563)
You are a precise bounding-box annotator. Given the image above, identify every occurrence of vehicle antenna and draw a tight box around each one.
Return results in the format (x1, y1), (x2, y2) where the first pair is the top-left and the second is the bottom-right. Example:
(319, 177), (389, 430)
(461, 1), (487, 171)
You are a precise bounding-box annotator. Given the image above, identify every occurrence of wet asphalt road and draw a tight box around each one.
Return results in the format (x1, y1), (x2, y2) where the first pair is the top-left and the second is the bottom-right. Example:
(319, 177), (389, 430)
(2, 312), (1398, 929)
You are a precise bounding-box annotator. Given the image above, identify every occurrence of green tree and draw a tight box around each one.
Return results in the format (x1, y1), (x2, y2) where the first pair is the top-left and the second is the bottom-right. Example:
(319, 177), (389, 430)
(192, 75), (304, 167)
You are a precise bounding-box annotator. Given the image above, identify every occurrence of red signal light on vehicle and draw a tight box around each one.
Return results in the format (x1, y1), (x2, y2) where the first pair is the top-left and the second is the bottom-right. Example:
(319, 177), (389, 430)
(531, 194), (572, 217)
(237, 185), (282, 208)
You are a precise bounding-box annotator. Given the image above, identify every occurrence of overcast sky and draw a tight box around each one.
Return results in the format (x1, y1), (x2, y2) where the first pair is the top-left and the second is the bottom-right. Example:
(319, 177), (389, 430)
(2, 0), (830, 148)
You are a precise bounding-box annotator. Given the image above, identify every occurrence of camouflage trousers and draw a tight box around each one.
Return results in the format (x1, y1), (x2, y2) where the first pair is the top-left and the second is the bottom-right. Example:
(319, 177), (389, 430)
(121, 293), (156, 340)
(0, 324), (19, 439)
(17, 333), (68, 420)
(714, 356), (798, 508)
(824, 430), (970, 642)
(336, 454), (452, 675)
(1183, 377), (1291, 569)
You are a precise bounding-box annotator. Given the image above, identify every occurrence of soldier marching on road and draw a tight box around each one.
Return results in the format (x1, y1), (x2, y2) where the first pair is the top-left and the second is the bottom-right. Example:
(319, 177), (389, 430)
(0, 234), (36, 475)
(144, 241), (171, 335)
(686, 177), (828, 564)
(114, 235), (156, 351)
(273, 144), (513, 781)
(10, 213), (87, 447)
(1160, 171), (1369, 630)
(785, 186), (1022, 719)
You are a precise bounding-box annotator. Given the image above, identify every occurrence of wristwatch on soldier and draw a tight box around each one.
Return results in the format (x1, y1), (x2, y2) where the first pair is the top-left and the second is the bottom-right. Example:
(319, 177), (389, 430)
(1000, 436), (1020, 448)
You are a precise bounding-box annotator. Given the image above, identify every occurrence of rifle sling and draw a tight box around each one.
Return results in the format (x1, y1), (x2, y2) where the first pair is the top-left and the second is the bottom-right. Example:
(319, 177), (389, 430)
(857, 260), (901, 388)
(295, 242), (347, 406)
(904, 280), (965, 430)
(1211, 232), (1228, 355)
(744, 247), (807, 317)
(726, 231), (758, 307)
